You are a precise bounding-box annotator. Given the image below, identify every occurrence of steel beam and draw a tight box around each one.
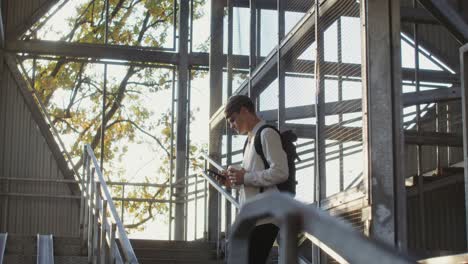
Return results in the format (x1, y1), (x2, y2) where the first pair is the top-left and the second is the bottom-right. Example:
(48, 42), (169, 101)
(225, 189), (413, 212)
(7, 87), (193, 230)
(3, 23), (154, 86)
(460, 43), (468, 249)
(417, 0), (468, 44)
(400, 7), (437, 24)
(257, 87), (460, 123)
(10, 0), (60, 39)
(362, 0), (405, 248)
(405, 131), (463, 146)
(208, 0), (224, 242)
(174, 0), (190, 241)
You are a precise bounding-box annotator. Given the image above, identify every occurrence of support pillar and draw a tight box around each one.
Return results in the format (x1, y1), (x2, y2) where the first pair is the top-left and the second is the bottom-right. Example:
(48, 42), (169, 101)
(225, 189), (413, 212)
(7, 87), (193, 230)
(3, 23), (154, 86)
(174, 0), (190, 241)
(460, 43), (468, 248)
(208, 0), (224, 242)
(361, 0), (407, 249)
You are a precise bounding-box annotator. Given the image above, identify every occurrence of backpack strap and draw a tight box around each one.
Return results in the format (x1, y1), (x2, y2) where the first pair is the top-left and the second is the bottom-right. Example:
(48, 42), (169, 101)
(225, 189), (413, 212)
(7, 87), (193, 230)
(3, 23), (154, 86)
(253, 125), (281, 193)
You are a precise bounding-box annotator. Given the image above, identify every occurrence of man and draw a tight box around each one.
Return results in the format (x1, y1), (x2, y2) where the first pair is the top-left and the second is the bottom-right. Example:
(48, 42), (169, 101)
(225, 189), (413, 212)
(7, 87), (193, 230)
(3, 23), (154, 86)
(221, 95), (289, 264)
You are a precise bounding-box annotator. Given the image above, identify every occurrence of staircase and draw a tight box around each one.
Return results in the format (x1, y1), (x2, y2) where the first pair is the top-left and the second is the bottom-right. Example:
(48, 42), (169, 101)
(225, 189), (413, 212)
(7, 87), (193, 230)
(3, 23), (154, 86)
(131, 239), (221, 264)
(1, 234), (223, 264)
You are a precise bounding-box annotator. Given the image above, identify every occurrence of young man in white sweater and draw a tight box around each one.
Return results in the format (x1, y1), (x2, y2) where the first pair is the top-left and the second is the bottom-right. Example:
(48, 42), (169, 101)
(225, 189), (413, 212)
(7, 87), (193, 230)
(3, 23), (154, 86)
(221, 95), (289, 264)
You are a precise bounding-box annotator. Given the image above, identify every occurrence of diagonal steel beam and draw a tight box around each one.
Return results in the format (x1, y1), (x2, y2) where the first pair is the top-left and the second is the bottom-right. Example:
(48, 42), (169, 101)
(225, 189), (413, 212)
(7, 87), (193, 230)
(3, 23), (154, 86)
(417, 0), (468, 44)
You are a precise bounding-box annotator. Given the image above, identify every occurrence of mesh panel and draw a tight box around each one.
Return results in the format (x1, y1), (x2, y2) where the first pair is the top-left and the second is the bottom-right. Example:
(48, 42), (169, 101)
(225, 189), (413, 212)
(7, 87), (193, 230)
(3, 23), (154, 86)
(316, 0), (363, 197)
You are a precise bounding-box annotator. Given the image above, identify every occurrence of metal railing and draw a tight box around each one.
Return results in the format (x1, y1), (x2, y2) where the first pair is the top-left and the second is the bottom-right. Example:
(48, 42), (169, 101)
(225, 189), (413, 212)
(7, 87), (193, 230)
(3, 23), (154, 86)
(198, 153), (240, 258)
(0, 233), (6, 264)
(37, 234), (54, 264)
(228, 192), (416, 264)
(80, 144), (138, 264)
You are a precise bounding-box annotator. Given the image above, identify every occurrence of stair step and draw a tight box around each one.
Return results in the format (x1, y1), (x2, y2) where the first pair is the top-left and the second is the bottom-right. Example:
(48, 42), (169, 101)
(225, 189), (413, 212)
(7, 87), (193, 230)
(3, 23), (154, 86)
(137, 258), (223, 264)
(5, 235), (82, 256)
(2, 255), (35, 264)
(131, 239), (215, 250)
(54, 256), (88, 264)
(134, 248), (216, 259)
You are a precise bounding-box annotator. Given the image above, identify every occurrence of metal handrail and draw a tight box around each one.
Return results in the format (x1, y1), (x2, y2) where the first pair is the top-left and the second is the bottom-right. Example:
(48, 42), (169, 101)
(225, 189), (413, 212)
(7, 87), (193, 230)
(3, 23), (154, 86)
(199, 153), (240, 209)
(0, 233), (7, 264)
(228, 192), (416, 264)
(82, 144), (138, 264)
(37, 234), (54, 264)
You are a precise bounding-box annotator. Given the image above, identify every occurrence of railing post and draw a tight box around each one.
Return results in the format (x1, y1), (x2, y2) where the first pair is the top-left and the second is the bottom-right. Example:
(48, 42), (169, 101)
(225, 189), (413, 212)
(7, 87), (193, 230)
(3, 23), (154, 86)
(100, 200), (108, 264)
(94, 182), (101, 264)
(279, 213), (301, 264)
(82, 154), (91, 254)
(109, 223), (116, 264)
(121, 184), (125, 225)
(203, 179), (207, 241)
(88, 168), (95, 263)
(79, 149), (86, 241)
(194, 175), (198, 239)
(216, 192), (221, 258)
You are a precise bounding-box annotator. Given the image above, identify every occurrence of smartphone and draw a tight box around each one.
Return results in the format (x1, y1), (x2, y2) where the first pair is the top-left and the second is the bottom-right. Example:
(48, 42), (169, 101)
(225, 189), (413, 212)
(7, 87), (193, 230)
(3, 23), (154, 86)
(207, 169), (226, 179)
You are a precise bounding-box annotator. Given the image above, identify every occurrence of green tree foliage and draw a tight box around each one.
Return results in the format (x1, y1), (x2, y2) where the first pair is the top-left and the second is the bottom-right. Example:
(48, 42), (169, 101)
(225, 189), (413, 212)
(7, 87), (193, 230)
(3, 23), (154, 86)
(19, 0), (208, 232)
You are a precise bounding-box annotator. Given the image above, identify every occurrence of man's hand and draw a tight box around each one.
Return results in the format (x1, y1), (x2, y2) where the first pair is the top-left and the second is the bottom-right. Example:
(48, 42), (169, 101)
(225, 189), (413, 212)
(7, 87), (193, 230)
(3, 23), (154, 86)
(215, 170), (232, 188)
(227, 166), (245, 185)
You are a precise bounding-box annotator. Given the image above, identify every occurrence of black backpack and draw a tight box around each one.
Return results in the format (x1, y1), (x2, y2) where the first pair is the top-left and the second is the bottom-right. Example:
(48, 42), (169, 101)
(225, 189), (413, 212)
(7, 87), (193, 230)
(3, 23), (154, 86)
(243, 125), (300, 195)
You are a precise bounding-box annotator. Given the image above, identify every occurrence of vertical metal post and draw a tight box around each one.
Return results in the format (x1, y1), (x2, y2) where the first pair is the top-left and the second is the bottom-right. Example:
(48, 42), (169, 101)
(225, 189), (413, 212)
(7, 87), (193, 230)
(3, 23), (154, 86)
(79, 149), (86, 240)
(361, 0), (405, 248)
(249, 0), (257, 97)
(185, 69), (193, 241)
(216, 193), (222, 258)
(208, 0), (224, 242)
(225, 0), (234, 239)
(194, 174), (198, 239)
(94, 182), (101, 264)
(314, 0), (326, 204)
(460, 44), (468, 249)
(337, 17), (344, 192)
(100, 0), (110, 170)
(109, 223), (116, 264)
(169, 69), (176, 240)
(100, 200), (107, 264)
(82, 155), (91, 253)
(278, 0), (285, 130)
(413, 4), (426, 247)
(313, 1), (325, 262)
(121, 184), (125, 225)
(88, 168), (95, 263)
(174, 0), (190, 241)
(204, 178), (208, 240)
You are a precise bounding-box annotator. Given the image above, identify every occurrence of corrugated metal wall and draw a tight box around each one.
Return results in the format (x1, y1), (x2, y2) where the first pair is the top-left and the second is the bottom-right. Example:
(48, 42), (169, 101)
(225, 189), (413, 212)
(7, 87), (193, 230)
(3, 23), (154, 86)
(0, 62), (80, 237)
(3, 0), (57, 37)
(407, 174), (466, 255)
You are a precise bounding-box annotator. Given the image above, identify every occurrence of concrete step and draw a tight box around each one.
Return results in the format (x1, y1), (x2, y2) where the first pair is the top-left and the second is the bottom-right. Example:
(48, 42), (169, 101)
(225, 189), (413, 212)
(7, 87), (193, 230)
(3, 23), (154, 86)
(5, 235), (82, 256)
(137, 258), (223, 264)
(130, 239), (215, 250)
(134, 248), (216, 259)
(3, 255), (88, 264)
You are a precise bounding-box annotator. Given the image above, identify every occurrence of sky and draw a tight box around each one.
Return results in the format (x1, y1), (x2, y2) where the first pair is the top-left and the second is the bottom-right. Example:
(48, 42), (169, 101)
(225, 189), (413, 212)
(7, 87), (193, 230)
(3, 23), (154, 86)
(27, 0), (454, 240)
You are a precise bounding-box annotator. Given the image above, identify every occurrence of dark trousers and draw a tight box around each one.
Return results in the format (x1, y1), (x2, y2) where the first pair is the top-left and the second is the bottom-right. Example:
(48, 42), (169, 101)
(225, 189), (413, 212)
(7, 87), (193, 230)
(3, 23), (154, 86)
(248, 224), (279, 264)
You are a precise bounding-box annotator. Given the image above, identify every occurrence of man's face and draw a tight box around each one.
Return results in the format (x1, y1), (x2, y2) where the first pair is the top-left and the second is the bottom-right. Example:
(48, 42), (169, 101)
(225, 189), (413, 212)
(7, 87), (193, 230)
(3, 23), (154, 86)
(226, 107), (247, 134)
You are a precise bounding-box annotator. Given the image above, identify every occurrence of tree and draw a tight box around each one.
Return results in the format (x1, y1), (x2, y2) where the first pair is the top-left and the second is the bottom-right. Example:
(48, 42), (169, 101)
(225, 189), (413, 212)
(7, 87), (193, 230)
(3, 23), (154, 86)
(18, 0), (208, 232)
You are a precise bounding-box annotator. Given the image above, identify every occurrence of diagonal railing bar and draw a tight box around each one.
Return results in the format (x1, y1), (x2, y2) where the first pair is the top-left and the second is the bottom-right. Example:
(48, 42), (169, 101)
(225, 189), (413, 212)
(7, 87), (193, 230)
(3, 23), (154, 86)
(82, 144), (138, 264)
(199, 153), (240, 209)
(229, 193), (416, 264)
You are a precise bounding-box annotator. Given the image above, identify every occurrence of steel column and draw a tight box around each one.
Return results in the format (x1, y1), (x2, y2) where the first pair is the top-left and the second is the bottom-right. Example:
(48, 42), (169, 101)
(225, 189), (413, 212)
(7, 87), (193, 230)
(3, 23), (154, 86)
(208, 0), (224, 242)
(361, 0), (406, 248)
(460, 43), (468, 249)
(174, 0), (190, 241)
(277, 0), (285, 130)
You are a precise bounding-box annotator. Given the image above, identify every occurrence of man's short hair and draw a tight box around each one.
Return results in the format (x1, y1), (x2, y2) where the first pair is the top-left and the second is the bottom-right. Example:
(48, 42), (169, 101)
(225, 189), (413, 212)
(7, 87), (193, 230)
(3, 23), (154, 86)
(224, 95), (255, 117)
